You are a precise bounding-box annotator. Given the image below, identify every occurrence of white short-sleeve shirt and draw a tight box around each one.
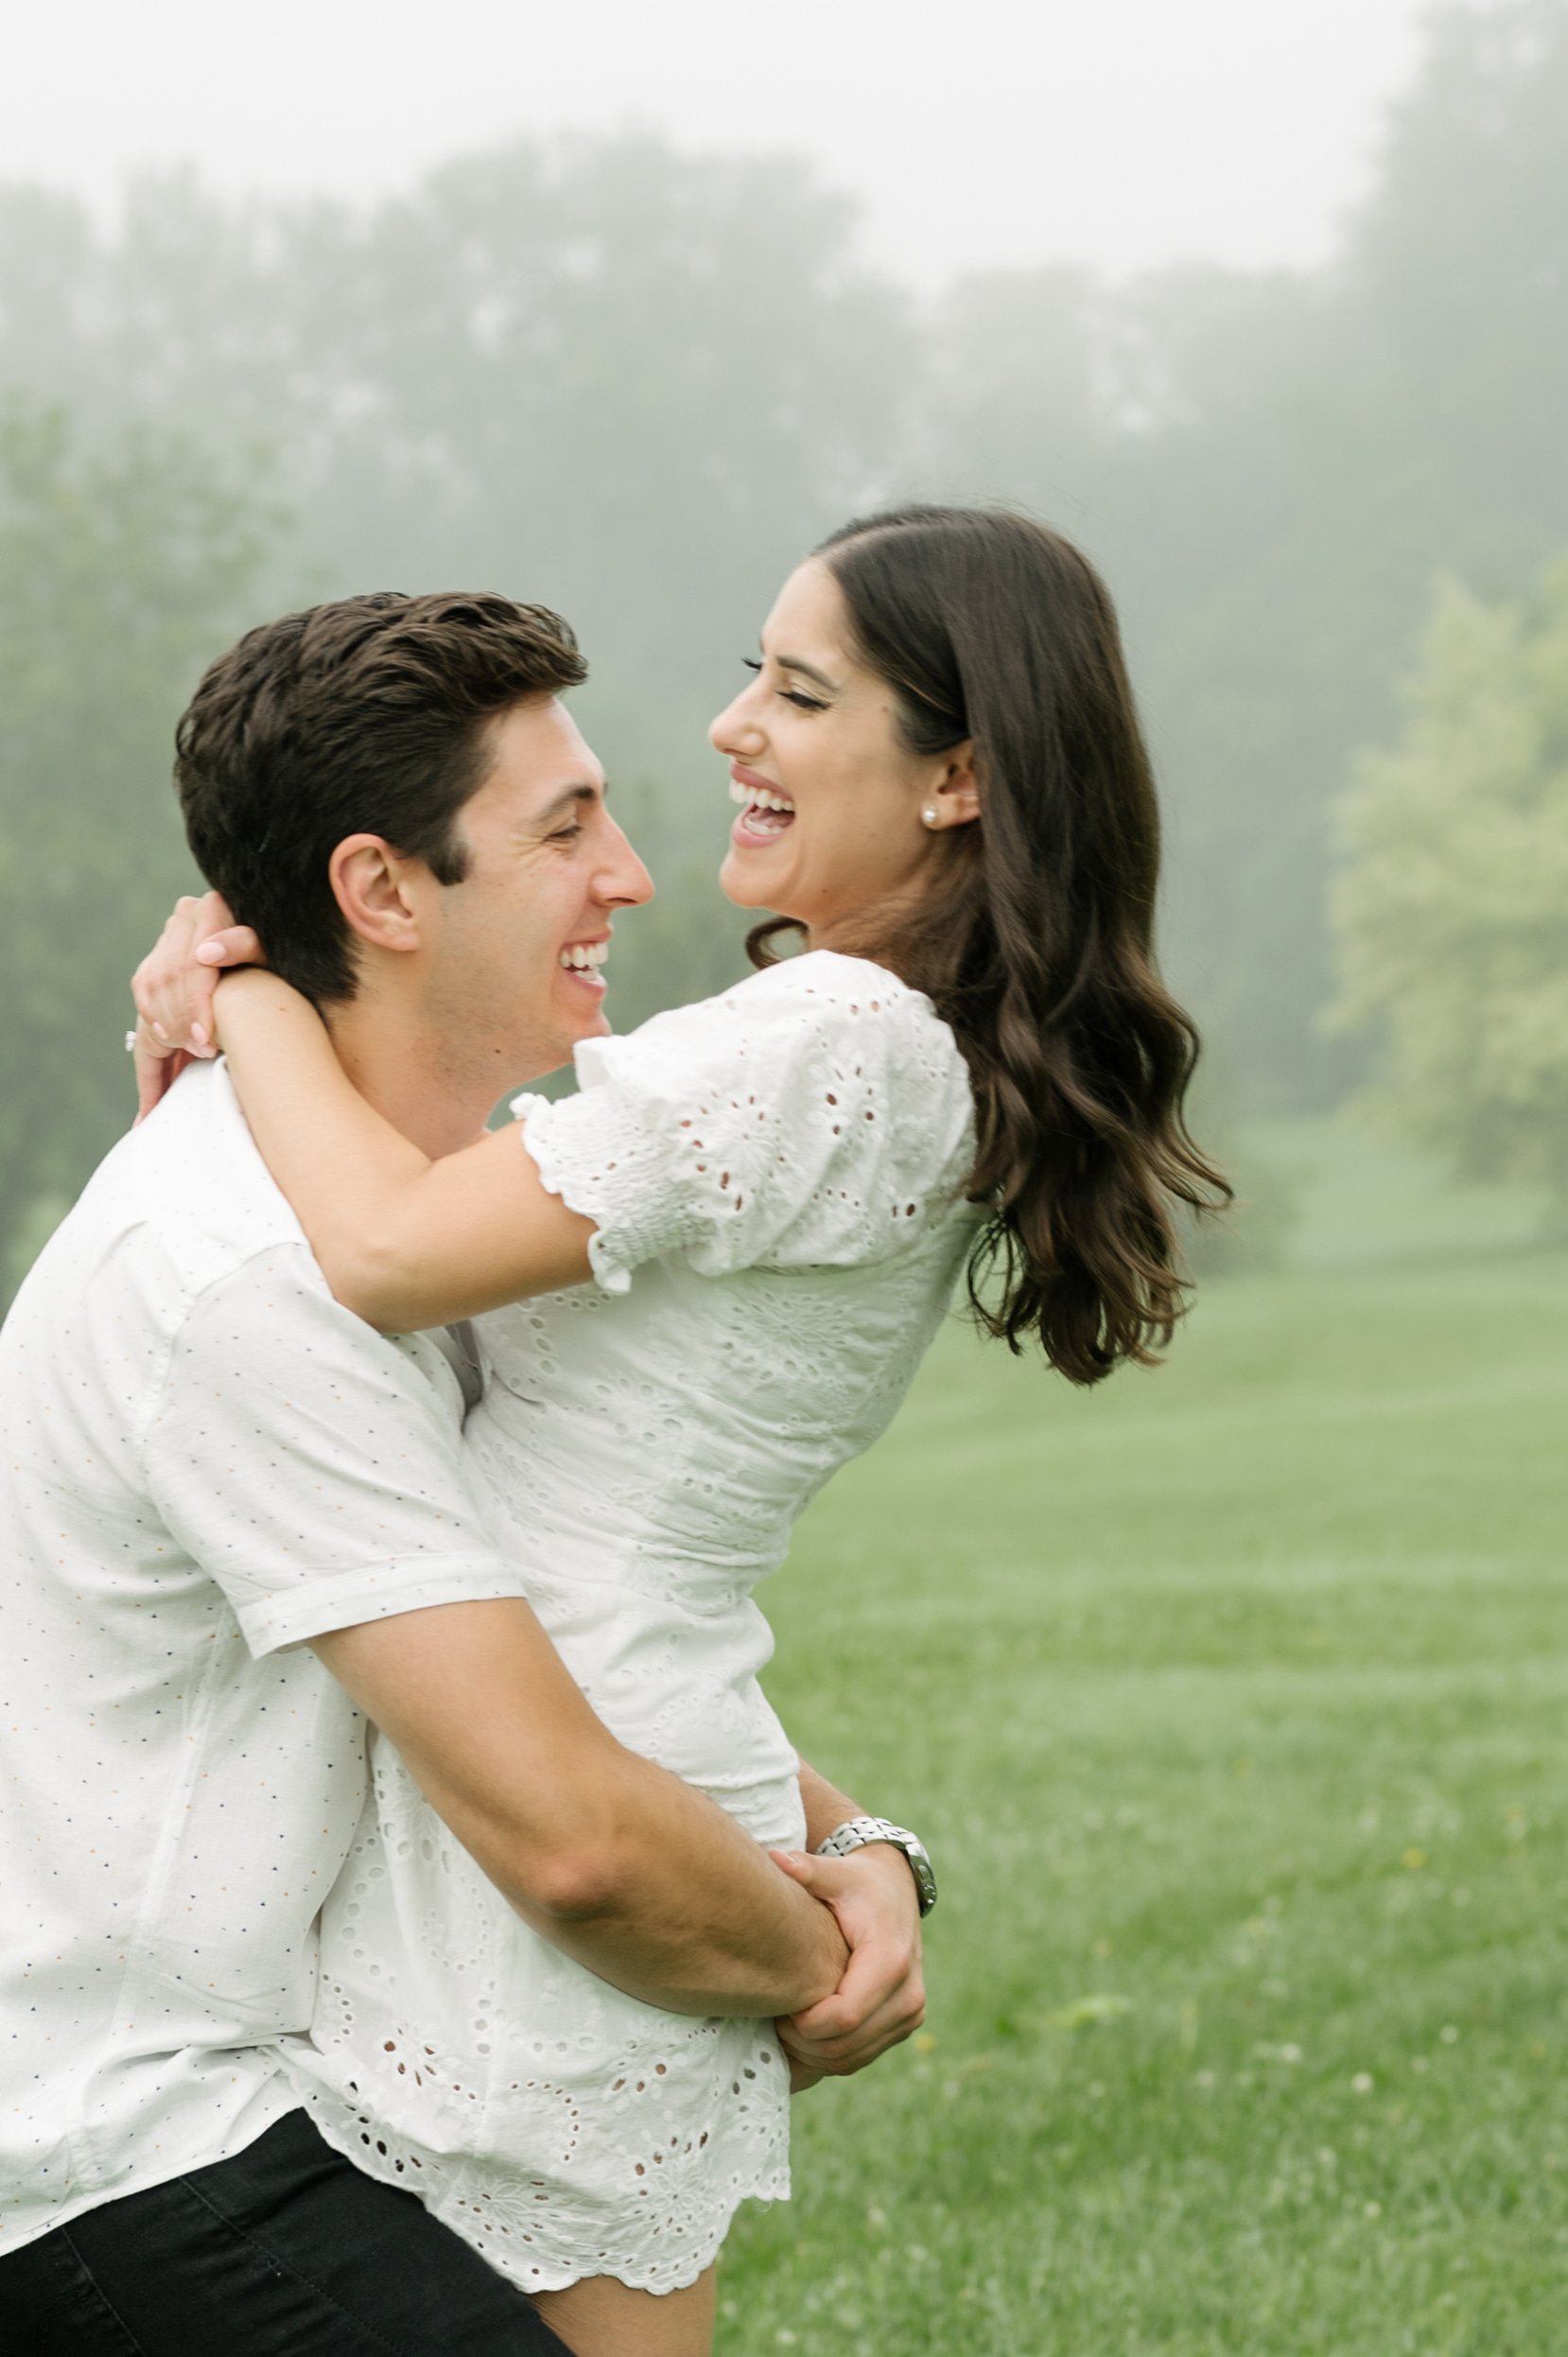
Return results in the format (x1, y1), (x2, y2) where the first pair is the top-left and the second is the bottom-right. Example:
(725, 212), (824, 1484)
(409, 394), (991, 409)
(0, 1060), (531, 2256)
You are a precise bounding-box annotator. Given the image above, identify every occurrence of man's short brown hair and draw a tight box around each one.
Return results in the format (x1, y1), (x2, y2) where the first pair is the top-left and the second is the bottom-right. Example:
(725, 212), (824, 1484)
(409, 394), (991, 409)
(175, 591), (586, 1003)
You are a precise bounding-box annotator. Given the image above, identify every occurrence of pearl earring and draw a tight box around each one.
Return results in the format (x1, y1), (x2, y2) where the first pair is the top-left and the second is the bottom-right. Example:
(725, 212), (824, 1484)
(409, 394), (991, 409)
(922, 806), (939, 829)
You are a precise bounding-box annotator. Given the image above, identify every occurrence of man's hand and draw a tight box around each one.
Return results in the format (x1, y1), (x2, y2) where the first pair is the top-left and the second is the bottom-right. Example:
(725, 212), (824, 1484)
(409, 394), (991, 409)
(130, 889), (265, 1120)
(770, 1841), (925, 2086)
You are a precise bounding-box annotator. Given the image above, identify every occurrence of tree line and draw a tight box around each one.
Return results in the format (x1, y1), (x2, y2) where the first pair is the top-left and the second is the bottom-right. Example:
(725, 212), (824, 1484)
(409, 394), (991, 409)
(1, 0), (1565, 1280)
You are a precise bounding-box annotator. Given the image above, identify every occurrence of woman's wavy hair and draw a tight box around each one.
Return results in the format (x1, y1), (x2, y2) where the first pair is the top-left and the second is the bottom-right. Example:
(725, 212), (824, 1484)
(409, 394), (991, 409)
(750, 503), (1228, 1386)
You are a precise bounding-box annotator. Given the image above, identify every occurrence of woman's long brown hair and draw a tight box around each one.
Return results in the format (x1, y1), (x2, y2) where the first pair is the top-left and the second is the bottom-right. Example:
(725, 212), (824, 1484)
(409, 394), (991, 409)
(750, 504), (1228, 1386)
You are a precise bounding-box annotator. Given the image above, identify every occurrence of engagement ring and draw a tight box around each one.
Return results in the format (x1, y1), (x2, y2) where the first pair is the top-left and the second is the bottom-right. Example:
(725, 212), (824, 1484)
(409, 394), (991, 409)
(124, 1030), (138, 1054)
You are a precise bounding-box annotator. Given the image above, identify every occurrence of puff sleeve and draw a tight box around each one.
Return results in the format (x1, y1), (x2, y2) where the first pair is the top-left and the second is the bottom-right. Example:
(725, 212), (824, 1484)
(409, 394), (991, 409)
(513, 951), (975, 1294)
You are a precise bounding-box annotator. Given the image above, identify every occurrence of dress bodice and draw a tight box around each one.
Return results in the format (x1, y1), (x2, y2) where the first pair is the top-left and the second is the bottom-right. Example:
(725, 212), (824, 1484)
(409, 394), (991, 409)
(462, 950), (980, 1823)
(473, 1234), (967, 1586)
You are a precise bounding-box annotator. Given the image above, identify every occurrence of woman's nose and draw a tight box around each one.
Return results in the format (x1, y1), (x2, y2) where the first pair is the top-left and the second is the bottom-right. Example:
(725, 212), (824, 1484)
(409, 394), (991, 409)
(708, 690), (763, 755)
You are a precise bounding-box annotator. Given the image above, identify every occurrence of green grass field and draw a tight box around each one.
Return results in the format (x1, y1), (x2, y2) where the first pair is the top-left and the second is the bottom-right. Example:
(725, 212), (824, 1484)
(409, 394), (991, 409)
(718, 1120), (1568, 2355)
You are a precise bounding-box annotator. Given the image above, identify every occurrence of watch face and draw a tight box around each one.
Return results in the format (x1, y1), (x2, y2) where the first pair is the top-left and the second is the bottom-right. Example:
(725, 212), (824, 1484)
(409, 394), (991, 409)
(905, 1842), (938, 1913)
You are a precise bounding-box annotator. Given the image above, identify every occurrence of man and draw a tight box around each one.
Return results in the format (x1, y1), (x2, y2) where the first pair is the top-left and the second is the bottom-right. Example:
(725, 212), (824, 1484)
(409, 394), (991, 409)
(0, 592), (932, 2352)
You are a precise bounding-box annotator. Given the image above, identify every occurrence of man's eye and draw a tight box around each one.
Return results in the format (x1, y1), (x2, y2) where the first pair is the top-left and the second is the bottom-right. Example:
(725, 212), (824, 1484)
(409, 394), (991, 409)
(550, 823), (584, 844)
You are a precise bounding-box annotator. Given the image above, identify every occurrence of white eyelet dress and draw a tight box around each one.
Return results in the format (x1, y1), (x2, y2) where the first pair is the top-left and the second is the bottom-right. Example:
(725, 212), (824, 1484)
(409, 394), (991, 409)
(279, 951), (980, 2295)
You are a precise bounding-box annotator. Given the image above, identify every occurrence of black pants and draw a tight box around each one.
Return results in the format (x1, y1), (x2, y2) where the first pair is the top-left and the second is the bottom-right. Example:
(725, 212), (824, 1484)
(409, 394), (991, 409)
(1, 2108), (572, 2354)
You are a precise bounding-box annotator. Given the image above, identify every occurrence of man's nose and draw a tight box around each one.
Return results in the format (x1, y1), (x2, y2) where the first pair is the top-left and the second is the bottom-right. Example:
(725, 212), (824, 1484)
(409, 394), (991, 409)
(599, 818), (654, 908)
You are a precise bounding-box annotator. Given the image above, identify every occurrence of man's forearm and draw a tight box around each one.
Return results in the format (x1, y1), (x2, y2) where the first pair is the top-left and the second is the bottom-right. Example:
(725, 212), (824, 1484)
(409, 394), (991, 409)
(508, 1743), (849, 2017)
(545, 1761), (892, 2017)
(313, 1601), (846, 2020)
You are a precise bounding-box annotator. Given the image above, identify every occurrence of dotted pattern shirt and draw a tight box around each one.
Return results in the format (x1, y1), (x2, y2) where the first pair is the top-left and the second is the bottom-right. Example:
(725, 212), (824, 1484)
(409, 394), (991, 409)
(0, 1060), (531, 2257)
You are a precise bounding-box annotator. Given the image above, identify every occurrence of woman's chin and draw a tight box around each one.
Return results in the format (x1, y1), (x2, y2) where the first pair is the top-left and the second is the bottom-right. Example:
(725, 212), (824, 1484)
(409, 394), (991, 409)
(718, 849), (775, 910)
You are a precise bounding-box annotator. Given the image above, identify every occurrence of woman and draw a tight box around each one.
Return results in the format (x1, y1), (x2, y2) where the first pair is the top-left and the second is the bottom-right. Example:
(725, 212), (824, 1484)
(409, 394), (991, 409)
(135, 505), (1224, 2355)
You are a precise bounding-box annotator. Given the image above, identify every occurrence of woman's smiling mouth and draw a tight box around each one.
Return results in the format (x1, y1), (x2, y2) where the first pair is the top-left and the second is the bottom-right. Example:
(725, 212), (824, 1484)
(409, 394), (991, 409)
(728, 766), (796, 844)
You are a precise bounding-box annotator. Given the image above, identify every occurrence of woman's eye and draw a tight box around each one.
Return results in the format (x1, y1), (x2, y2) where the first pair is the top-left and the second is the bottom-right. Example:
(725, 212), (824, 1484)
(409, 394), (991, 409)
(742, 655), (825, 711)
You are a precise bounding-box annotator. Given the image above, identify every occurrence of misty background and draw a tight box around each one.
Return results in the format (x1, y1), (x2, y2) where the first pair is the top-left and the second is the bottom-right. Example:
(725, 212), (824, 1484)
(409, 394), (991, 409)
(6, 9), (1568, 2345)
(0, 0), (1563, 1277)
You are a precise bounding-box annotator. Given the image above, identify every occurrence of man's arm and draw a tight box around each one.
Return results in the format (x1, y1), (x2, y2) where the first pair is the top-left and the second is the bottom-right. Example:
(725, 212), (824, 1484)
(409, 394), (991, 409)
(146, 1245), (844, 2020)
(311, 1599), (847, 2017)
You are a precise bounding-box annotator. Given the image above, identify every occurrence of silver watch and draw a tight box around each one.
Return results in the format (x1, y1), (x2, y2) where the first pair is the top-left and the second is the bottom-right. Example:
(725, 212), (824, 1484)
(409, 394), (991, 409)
(814, 1815), (937, 1915)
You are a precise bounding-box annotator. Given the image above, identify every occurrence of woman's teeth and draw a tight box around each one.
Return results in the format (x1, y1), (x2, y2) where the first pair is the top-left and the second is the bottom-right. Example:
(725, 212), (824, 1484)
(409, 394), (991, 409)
(560, 941), (608, 971)
(728, 780), (795, 815)
(728, 779), (796, 839)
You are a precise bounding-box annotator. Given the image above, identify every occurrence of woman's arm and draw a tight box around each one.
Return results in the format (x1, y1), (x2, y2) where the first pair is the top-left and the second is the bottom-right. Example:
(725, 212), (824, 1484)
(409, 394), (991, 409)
(215, 969), (597, 1330)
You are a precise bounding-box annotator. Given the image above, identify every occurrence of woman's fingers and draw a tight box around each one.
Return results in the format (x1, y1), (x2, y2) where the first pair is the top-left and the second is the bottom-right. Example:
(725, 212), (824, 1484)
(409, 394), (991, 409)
(131, 1026), (194, 1123)
(129, 890), (251, 1117)
(181, 925), (264, 1049)
(195, 924), (265, 969)
(132, 895), (217, 1045)
(131, 891), (251, 1055)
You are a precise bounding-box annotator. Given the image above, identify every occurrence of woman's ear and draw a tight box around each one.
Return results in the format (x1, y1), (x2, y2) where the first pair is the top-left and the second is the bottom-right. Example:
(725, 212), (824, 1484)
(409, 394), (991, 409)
(328, 834), (424, 954)
(930, 744), (980, 829)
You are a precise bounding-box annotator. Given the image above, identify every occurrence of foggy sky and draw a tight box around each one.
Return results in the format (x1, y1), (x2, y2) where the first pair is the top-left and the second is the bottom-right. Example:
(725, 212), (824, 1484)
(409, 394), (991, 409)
(5, 0), (1433, 285)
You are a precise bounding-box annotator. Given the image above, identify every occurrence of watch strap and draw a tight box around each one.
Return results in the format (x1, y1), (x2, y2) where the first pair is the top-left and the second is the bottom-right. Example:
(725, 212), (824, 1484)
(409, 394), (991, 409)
(814, 1815), (937, 1915)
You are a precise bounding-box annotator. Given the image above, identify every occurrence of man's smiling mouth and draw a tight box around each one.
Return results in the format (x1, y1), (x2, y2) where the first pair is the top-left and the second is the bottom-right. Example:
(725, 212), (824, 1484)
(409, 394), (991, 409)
(559, 940), (609, 986)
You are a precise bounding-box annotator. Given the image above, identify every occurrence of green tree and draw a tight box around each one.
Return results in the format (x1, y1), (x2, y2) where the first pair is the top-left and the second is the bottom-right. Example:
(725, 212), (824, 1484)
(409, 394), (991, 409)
(1326, 561), (1568, 1195)
(914, 0), (1568, 1106)
(5, 12), (1567, 1100)
(0, 401), (280, 1287)
(0, 136), (914, 1029)
(0, 138), (914, 796)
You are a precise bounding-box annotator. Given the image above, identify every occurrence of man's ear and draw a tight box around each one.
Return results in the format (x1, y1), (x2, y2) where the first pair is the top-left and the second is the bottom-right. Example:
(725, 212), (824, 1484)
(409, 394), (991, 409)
(328, 834), (425, 955)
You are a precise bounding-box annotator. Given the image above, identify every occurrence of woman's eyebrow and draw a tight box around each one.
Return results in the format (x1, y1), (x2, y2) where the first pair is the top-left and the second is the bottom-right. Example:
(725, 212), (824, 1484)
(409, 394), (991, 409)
(775, 654), (841, 692)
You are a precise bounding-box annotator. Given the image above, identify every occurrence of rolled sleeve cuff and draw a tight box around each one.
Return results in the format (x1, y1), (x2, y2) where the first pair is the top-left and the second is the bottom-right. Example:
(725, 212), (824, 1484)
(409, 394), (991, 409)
(235, 1558), (534, 1657)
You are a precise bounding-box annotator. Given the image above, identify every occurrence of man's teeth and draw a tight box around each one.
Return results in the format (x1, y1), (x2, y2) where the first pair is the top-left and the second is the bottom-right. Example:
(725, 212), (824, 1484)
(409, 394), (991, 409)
(728, 780), (796, 814)
(560, 941), (609, 971)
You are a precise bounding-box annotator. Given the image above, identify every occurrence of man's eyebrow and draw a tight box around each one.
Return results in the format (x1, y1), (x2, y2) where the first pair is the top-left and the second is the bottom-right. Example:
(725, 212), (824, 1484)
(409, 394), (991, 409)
(774, 653), (842, 693)
(531, 780), (604, 827)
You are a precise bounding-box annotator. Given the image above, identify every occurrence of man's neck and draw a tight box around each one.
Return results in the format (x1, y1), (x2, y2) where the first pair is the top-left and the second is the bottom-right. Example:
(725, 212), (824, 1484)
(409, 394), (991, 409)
(323, 992), (496, 1161)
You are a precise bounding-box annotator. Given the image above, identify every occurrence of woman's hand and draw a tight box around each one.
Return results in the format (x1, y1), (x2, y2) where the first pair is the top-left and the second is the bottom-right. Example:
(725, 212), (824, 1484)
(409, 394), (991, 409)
(769, 1843), (926, 2082)
(130, 889), (266, 1120)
